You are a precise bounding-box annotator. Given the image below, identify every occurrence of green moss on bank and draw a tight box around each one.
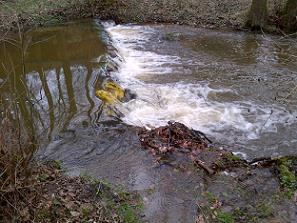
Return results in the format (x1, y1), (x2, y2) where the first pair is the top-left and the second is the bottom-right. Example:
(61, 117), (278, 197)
(277, 157), (297, 199)
(81, 174), (144, 223)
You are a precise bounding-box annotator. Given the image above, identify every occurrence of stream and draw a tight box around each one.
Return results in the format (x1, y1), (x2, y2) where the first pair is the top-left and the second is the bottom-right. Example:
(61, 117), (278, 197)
(1, 19), (297, 222)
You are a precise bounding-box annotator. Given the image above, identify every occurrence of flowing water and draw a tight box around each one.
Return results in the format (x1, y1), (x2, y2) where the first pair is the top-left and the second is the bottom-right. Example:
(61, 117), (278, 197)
(1, 20), (297, 222)
(104, 23), (297, 159)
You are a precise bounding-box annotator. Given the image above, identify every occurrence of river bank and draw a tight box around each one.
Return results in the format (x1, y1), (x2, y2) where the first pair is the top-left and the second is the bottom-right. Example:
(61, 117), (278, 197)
(0, 161), (143, 222)
(0, 0), (294, 34)
(0, 116), (143, 222)
(1, 2), (297, 222)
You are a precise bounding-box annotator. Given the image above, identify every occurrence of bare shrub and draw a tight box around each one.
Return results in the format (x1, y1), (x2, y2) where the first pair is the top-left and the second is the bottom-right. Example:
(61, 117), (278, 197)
(0, 113), (38, 221)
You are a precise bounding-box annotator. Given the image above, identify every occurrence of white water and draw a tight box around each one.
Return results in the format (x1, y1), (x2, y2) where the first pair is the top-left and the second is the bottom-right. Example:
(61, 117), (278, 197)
(103, 23), (295, 142)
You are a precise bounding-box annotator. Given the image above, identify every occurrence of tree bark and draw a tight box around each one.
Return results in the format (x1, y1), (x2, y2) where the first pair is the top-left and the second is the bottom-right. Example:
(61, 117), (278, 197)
(247, 0), (268, 30)
(284, 0), (297, 32)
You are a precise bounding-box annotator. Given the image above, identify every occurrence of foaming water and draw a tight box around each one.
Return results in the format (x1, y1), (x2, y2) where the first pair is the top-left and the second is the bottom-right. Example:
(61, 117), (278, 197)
(104, 23), (295, 143)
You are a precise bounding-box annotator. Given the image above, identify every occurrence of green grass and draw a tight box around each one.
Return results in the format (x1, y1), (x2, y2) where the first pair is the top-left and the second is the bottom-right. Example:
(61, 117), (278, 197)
(277, 157), (297, 197)
(119, 203), (140, 223)
(204, 191), (218, 204)
(80, 174), (143, 223)
(217, 211), (235, 223)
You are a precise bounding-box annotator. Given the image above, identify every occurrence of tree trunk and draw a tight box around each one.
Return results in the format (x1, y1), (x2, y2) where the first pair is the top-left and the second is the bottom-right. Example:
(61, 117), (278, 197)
(247, 0), (268, 30)
(284, 0), (297, 32)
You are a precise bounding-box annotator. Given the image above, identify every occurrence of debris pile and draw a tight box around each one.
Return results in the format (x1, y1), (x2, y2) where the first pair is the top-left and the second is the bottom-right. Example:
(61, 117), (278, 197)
(138, 121), (247, 174)
(138, 121), (211, 156)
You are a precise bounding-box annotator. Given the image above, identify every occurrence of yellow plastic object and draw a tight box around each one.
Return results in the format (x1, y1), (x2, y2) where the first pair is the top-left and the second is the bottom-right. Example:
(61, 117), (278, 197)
(95, 90), (118, 104)
(104, 81), (125, 99)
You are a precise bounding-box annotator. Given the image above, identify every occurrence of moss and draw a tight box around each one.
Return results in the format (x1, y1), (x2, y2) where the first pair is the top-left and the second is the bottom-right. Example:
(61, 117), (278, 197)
(119, 203), (141, 223)
(224, 153), (241, 162)
(204, 191), (218, 204)
(256, 202), (273, 218)
(81, 207), (91, 219)
(132, 15), (144, 23)
(81, 175), (143, 223)
(277, 158), (297, 192)
(52, 160), (63, 170)
(278, 164), (296, 189)
(37, 173), (50, 182)
(231, 202), (274, 223)
(162, 32), (181, 41)
(215, 152), (246, 170)
(217, 211), (235, 223)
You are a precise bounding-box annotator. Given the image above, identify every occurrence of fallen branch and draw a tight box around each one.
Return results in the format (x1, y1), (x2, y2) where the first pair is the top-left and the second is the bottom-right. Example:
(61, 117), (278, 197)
(193, 159), (215, 175)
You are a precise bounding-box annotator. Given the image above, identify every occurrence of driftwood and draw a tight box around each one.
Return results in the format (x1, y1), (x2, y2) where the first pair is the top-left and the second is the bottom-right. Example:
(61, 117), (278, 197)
(193, 159), (215, 175)
(248, 157), (275, 166)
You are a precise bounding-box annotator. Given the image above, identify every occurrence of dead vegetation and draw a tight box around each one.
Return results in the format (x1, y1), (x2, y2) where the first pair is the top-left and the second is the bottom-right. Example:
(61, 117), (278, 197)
(138, 121), (297, 182)
(0, 115), (142, 222)
(0, 0), (117, 32)
(1, 0), (296, 34)
(138, 121), (247, 174)
(0, 115), (38, 221)
(138, 121), (211, 158)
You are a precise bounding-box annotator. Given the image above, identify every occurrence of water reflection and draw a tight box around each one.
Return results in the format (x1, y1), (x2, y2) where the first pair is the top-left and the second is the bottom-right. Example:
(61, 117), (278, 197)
(0, 20), (107, 144)
(181, 29), (297, 67)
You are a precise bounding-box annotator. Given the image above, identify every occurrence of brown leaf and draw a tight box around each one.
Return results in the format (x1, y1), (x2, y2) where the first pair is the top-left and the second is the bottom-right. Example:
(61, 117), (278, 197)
(196, 215), (205, 223)
(20, 207), (30, 221)
(70, 211), (80, 217)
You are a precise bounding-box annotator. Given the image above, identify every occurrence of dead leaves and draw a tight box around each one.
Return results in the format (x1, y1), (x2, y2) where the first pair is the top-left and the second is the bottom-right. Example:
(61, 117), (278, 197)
(138, 121), (211, 160)
(1, 161), (139, 223)
(138, 121), (243, 174)
(196, 214), (206, 223)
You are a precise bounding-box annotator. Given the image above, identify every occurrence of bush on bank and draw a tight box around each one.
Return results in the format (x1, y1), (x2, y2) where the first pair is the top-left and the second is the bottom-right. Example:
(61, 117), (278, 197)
(0, 0), (296, 34)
